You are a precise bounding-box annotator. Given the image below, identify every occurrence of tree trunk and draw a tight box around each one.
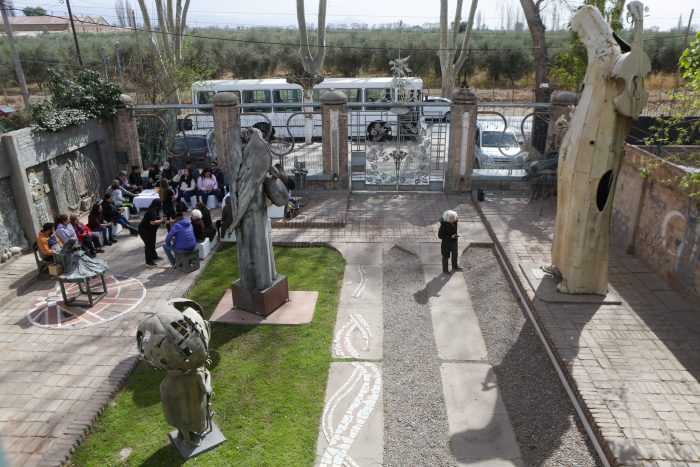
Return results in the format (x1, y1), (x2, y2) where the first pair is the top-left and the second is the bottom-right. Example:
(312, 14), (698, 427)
(520, 0), (550, 103)
(438, 0), (478, 97)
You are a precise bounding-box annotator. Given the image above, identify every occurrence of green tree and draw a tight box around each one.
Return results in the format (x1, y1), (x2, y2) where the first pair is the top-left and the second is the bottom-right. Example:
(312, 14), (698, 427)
(22, 6), (46, 16)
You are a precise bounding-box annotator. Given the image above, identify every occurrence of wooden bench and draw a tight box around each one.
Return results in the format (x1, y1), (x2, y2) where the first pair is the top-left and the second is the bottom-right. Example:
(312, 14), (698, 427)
(32, 242), (57, 274)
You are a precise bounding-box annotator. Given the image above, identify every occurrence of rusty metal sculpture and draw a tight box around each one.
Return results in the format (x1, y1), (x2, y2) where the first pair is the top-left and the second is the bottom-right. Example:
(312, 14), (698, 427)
(136, 299), (225, 458)
(549, 1), (650, 295)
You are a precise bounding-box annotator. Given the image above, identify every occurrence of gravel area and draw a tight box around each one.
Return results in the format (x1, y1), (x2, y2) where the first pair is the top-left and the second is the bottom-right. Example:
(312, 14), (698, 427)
(383, 246), (454, 466)
(461, 246), (603, 467)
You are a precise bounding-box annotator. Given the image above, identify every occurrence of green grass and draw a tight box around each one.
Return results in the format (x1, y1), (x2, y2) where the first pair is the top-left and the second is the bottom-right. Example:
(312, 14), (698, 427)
(71, 244), (345, 467)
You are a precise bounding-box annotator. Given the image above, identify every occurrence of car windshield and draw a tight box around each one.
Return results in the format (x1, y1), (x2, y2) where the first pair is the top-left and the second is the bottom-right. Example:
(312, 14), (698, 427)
(171, 136), (207, 152)
(481, 131), (519, 148)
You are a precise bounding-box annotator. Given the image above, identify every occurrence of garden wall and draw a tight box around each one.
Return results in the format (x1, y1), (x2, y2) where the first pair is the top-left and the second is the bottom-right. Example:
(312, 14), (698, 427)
(0, 119), (118, 248)
(612, 145), (700, 300)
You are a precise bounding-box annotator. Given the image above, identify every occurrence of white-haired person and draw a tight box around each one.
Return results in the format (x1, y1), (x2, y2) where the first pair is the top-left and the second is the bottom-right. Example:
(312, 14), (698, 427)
(190, 209), (208, 243)
(438, 209), (463, 275)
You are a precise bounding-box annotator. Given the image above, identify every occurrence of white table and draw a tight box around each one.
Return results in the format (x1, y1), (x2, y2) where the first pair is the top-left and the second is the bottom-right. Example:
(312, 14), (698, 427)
(133, 189), (160, 210)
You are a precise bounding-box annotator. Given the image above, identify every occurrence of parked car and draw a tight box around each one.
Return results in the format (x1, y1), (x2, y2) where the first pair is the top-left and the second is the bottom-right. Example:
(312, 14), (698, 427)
(474, 122), (524, 169)
(167, 130), (216, 161)
(422, 96), (452, 122)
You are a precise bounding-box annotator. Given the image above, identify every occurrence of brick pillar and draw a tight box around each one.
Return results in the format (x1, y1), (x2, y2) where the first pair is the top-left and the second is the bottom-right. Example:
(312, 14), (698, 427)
(213, 92), (242, 193)
(321, 90), (348, 186)
(112, 94), (142, 169)
(445, 88), (478, 193)
(545, 91), (578, 155)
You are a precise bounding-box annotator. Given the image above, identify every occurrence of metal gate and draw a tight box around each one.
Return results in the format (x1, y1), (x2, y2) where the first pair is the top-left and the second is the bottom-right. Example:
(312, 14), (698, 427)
(348, 103), (448, 191)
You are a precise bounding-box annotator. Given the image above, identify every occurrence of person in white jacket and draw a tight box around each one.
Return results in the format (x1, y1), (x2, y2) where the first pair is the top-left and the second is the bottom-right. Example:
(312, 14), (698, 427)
(173, 168), (198, 207)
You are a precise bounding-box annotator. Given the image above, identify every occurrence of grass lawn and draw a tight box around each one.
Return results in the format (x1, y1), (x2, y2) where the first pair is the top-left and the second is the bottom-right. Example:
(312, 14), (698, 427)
(70, 244), (345, 466)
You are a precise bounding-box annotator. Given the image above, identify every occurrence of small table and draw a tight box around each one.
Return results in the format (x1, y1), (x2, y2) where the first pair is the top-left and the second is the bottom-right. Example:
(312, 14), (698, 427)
(133, 189), (160, 210)
(58, 273), (107, 308)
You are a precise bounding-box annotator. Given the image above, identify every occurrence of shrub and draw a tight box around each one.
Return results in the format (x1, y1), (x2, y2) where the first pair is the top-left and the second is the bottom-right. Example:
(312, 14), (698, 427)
(31, 69), (123, 133)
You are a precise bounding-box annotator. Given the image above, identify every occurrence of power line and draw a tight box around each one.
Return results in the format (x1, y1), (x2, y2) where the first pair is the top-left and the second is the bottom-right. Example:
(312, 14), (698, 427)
(0, 5), (693, 54)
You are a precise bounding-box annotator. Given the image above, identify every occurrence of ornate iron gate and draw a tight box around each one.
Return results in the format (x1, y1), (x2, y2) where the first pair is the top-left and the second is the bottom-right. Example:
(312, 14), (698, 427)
(349, 104), (448, 191)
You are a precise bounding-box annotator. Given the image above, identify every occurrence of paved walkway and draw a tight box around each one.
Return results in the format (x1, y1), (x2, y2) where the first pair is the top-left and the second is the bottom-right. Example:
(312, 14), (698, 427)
(479, 192), (700, 466)
(0, 191), (697, 466)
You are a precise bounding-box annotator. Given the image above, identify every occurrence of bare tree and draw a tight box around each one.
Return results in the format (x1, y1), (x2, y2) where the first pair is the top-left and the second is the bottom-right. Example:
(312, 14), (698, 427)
(115, 0), (132, 28)
(287, 0), (327, 143)
(136, 0), (190, 103)
(520, 0), (550, 103)
(438, 0), (479, 97)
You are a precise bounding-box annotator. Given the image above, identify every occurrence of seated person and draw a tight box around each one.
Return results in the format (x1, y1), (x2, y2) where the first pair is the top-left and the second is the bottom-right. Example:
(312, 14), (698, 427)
(190, 209), (208, 243)
(102, 194), (139, 235)
(197, 168), (223, 202)
(148, 163), (161, 186)
(118, 170), (141, 194)
(128, 165), (144, 190)
(195, 202), (217, 241)
(172, 168), (198, 206)
(54, 213), (79, 245)
(274, 163), (295, 191)
(37, 222), (63, 262)
(69, 214), (103, 257)
(106, 180), (137, 213)
(210, 161), (226, 191)
(87, 202), (115, 245)
(163, 212), (197, 266)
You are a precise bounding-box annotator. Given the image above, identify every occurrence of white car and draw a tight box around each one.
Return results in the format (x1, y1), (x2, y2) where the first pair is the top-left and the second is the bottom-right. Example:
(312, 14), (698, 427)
(474, 122), (524, 169)
(422, 96), (452, 122)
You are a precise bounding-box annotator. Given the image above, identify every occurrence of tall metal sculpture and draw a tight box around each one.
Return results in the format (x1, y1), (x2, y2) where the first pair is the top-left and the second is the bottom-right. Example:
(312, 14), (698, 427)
(549, 2), (650, 295)
(225, 129), (290, 315)
(136, 299), (225, 458)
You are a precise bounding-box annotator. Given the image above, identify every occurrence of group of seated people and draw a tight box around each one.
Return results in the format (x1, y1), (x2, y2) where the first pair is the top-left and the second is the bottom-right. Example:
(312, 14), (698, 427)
(142, 161), (227, 206)
(37, 212), (112, 263)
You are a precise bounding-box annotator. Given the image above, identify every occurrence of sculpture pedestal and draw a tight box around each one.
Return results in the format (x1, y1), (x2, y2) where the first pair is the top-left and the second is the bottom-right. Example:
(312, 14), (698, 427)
(169, 421), (226, 459)
(231, 275), (289, 316)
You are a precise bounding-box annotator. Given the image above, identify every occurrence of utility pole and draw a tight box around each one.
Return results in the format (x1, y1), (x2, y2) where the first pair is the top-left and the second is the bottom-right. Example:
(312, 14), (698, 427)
(99, 47), (109, 80)
(114, 42), (123, 84)
(65, 0), (83, 67)
(0, 0), (31, 110)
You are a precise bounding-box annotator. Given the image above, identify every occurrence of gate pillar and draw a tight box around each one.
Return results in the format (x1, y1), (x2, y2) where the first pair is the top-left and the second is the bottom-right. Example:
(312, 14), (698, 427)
(213, 92), (242, 192)
(321, 91), (349, 187)
(446, 88), (478, 193)
(113, 94), (142, 170)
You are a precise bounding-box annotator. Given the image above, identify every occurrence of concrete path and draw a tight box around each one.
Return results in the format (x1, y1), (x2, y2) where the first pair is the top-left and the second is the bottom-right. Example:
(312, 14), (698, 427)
(316, 242), (522, 466)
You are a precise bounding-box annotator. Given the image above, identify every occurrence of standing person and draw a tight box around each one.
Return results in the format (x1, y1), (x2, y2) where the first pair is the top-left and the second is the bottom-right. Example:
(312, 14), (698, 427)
(217, 195), (233, 238)
(438, 210), (463, 275)
(88, 202), (116, 245)
(159, 179), (177, 226)
(162, 212), (197, 267)
(139, 200), (167, 267)
(197, 168), (222, 203)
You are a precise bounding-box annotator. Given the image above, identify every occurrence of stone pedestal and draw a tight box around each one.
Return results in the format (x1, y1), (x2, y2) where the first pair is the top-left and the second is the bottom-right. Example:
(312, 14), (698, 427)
(321, 90), (349, 185)
(231, 275), (289, 316)
(446, 88), (478, 193)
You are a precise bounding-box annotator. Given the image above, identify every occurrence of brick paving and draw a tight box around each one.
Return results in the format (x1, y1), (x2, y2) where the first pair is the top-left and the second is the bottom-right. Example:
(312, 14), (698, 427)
(0, 191), (698, 466)
(479, 192), (700, 466)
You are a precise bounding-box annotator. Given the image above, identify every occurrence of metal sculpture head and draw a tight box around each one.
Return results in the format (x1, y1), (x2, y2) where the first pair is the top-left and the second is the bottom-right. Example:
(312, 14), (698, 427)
(136, 299), (210, 373)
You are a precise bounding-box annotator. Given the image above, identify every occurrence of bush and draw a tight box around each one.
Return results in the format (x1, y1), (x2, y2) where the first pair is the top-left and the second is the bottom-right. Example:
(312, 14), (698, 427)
(31, 69), (123, 133)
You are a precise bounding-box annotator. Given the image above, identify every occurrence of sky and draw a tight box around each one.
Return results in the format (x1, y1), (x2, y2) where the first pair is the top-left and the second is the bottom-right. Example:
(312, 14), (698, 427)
(9, 0), (699, 32)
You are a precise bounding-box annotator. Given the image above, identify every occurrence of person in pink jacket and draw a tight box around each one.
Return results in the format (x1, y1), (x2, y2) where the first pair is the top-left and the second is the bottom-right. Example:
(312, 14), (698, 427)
(197, 168), (223, 202)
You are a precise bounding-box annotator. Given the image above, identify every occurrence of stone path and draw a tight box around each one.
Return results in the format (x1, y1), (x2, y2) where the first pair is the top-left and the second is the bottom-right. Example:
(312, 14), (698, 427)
(316, 242), (522, 466)
(479, 192), (700, 466)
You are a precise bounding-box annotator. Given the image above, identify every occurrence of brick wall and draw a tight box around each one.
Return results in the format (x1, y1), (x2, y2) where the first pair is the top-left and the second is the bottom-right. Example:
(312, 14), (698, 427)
(612, 145), (700, 300)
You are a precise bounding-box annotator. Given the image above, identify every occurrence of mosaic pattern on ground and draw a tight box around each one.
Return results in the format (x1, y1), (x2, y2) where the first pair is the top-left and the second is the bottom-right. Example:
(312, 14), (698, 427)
(26, 276), (146, 330)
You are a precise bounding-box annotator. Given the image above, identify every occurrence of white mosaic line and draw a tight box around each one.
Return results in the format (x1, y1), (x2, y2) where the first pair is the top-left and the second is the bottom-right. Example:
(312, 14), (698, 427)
(351, 265), (367, 298)
(334, 313), (372, 359)
(320, 362), (381, 467)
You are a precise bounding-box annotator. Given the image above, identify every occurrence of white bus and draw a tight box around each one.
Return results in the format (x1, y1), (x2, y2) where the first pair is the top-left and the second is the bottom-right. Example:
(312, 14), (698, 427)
(190, 77), (424, 141)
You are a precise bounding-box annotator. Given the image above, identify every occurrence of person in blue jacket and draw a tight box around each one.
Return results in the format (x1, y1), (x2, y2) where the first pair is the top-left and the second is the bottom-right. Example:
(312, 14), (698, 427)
(162, 212), (197, 267)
